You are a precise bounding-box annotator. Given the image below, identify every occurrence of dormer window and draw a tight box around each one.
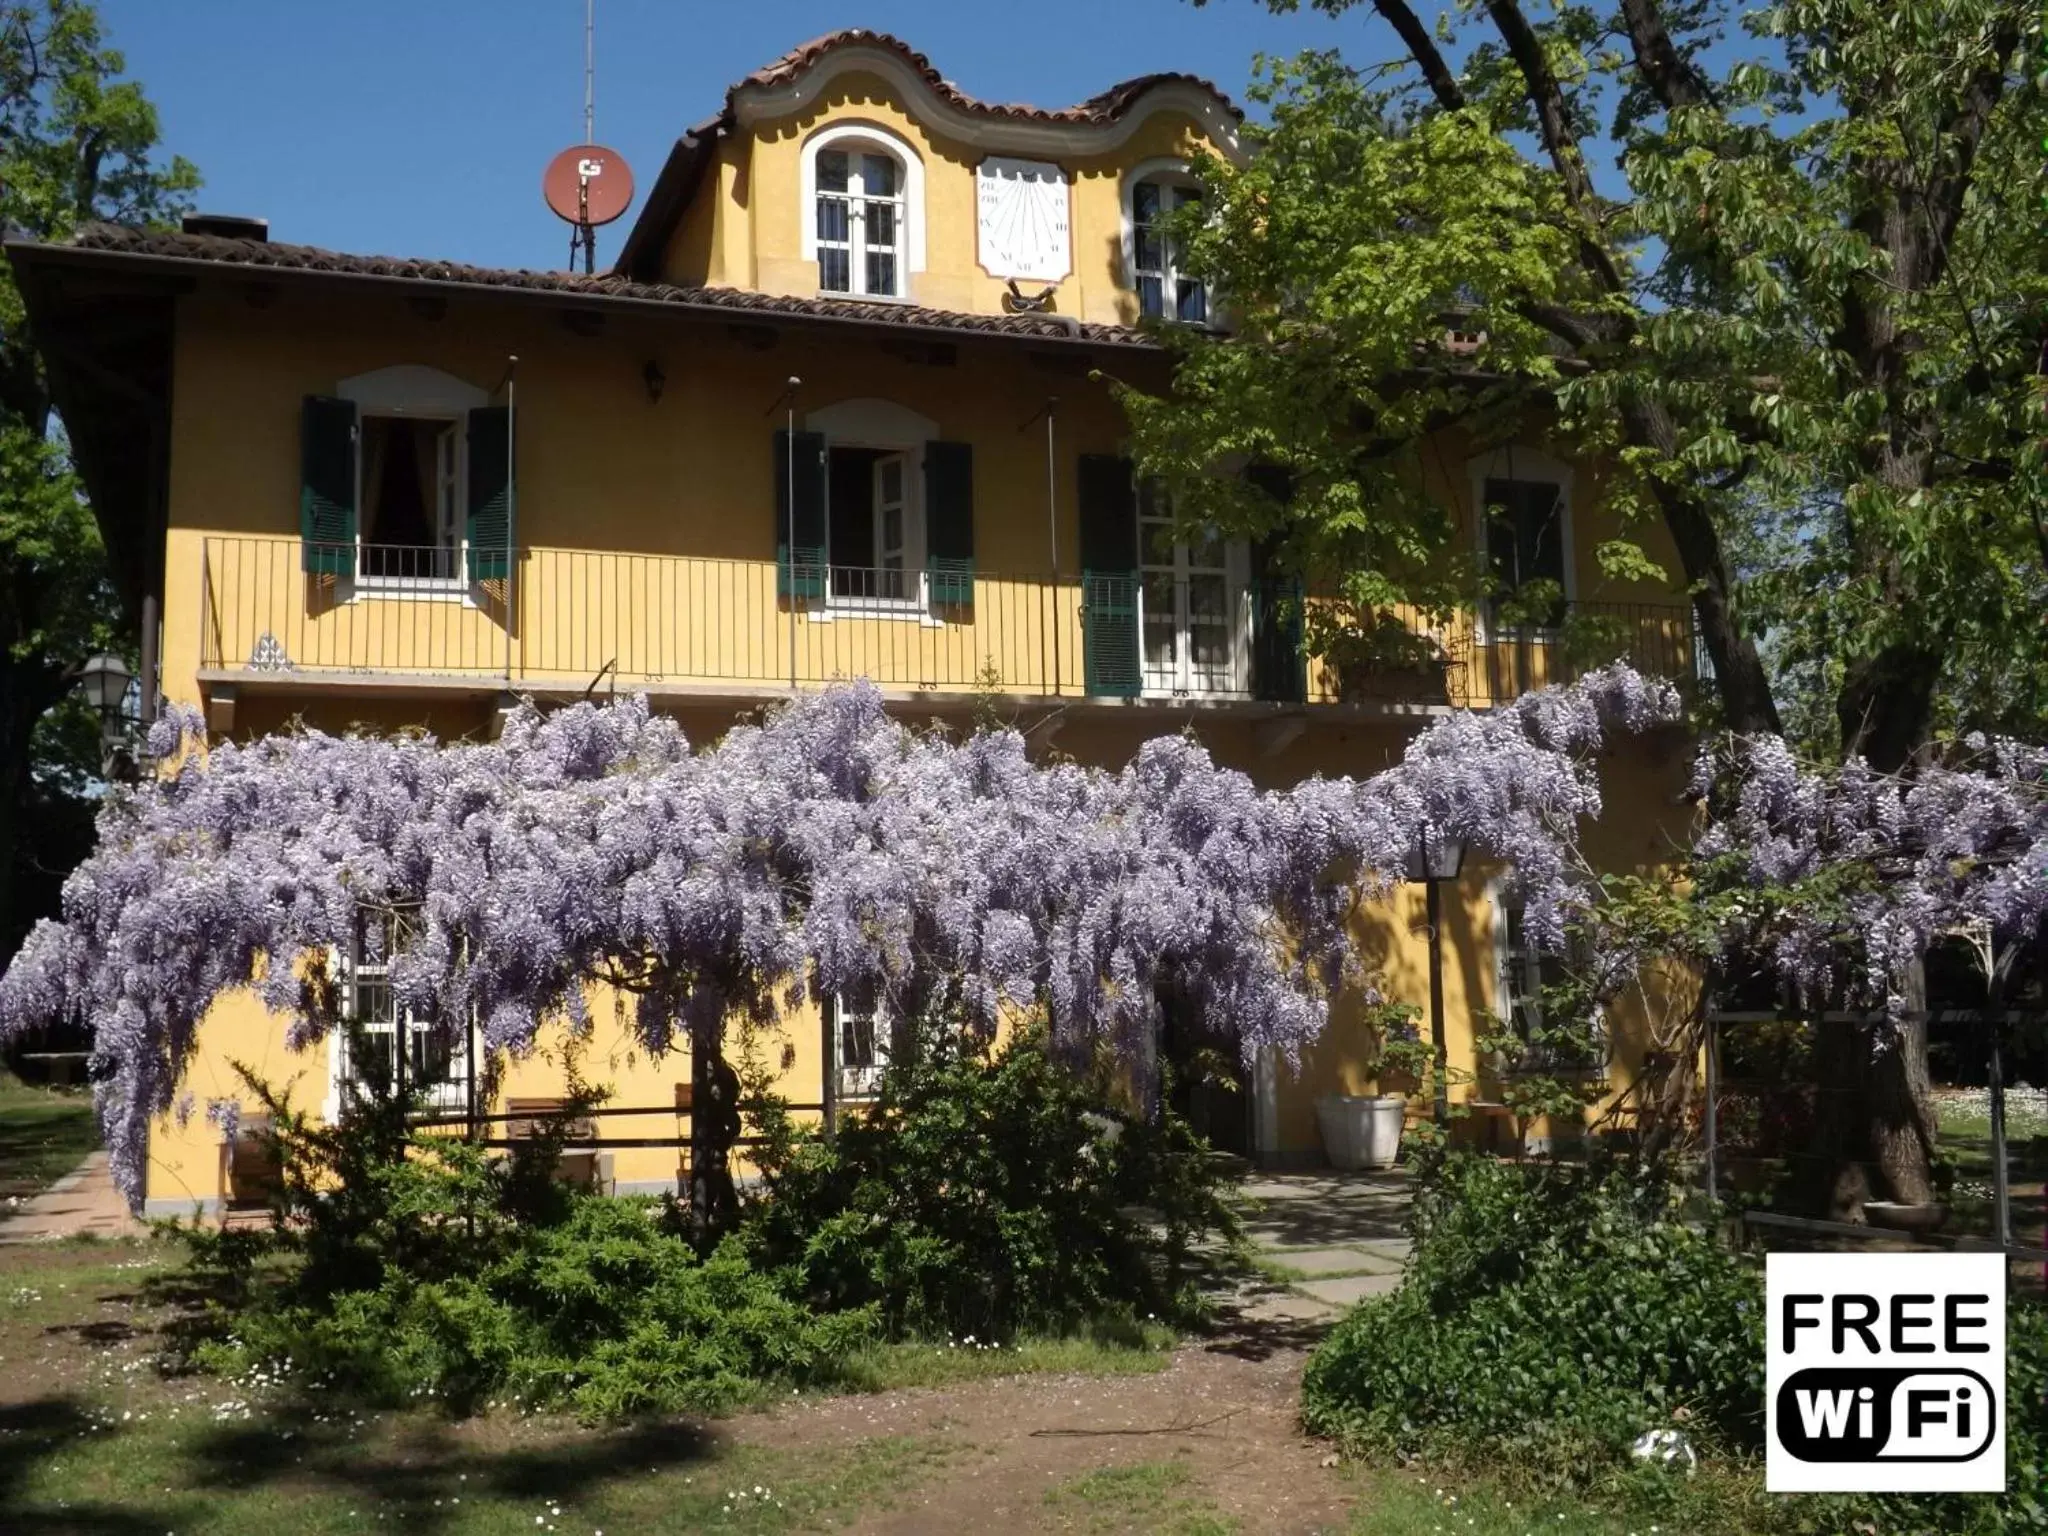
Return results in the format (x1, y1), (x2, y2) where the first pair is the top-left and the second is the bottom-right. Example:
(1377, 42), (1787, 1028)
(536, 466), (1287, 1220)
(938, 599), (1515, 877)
(1125, 165), (1207, 323)
(802, 125), (924, 301)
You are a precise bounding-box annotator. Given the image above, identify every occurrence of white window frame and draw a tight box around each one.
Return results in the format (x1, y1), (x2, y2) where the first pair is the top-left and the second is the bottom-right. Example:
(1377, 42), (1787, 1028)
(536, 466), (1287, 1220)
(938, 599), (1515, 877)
(831, 992), (889, 1103)
(1488, 879), (1605, 1073)
(1466, 447), (1576, 645)
(322, 906), (473, 1122)
(1135, 480), (1251, 698)
(803, 397), (944, 624)
(1121, 159), (1209, 324)
(800, 122), (925, 300)
(338, 365), (490, 603)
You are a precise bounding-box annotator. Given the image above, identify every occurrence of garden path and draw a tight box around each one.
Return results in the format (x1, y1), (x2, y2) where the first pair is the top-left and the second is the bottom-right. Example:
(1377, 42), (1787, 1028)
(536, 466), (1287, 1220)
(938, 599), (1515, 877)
(736, 1171), (1415, 1533)
(1223, 1170), (1413, 1324)
(0, 1150), (140, 1245)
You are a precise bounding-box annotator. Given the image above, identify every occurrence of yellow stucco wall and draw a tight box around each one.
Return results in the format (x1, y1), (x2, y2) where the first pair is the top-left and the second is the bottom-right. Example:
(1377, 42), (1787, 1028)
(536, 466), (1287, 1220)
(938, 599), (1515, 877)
(139, 252), (1696, 1206)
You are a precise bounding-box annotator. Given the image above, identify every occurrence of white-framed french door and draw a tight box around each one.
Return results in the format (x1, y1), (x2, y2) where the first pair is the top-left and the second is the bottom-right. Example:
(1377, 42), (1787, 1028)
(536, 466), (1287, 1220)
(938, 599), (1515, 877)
(1136, 481), (1250, 695)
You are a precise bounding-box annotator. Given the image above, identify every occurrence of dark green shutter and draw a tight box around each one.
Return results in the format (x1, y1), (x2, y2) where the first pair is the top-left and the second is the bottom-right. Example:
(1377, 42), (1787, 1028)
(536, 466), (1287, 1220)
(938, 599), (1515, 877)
(1245, 466), (1306, 703)
(1078, 453), (1141, 698)
(923, 440), (974, 605)
(775, 429), (827, 600)
(465, 405), (514, 582)
(1250, 536), (1306, 704)
(299, 395), (357, 577)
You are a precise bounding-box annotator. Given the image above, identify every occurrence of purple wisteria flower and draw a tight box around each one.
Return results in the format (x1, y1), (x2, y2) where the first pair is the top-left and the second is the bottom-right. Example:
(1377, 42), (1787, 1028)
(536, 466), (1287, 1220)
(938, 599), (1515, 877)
(0, 668), (1677, 1208)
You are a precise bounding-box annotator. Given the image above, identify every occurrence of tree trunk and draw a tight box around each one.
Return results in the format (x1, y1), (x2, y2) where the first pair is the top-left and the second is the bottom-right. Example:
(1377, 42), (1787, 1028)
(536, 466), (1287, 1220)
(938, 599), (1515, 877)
(1867, 959), (1938, 1205)
(687, 1015), (740, 1246)
(1802, 1017), (1876, 1220)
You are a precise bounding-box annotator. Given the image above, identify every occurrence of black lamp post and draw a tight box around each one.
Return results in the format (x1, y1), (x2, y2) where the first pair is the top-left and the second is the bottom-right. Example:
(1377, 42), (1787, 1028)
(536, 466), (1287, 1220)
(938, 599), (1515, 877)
(76, 652), (138, 781)
(1406, 825), (1467, 1128)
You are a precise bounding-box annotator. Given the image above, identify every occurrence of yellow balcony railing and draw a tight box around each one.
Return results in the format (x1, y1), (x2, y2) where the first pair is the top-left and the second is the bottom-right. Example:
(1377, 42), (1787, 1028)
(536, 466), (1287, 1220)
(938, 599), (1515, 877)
(195, 535), (1700, 711)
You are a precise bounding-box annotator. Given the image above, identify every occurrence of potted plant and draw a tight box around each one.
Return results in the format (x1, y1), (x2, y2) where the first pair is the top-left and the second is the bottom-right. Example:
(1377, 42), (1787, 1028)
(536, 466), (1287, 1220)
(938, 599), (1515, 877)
(1311, 606), (1458, 707)
(1316, 998), (1423, 1170)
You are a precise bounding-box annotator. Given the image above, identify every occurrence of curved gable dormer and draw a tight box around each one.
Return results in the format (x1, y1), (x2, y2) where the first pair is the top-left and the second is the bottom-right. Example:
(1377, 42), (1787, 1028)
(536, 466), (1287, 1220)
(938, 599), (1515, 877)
(725, 30), (1243, 159)
(618, 31), (1243, 329)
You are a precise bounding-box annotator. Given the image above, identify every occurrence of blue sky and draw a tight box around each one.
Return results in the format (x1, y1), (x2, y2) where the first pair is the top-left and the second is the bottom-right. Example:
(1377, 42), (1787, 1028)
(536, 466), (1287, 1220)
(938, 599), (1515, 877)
(96, 0), (1386, 270)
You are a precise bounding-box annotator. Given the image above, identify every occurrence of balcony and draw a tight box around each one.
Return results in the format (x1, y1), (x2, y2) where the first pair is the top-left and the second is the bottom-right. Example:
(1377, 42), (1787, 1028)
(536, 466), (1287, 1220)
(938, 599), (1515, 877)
(195, 536), (1701, 718)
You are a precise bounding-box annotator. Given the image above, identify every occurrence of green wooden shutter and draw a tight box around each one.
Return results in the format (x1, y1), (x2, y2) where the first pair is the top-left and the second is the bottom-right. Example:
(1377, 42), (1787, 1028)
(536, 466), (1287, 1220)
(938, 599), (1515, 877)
(923, 440), (974, 605)
(299, 395), (357, 577)
(776, 429), (827, 600)
(1250, 536), (1306, 704)
(465, 405), (514, 582)
(1078, 453), (1140, 698)
(1245, 466), (1305, 703)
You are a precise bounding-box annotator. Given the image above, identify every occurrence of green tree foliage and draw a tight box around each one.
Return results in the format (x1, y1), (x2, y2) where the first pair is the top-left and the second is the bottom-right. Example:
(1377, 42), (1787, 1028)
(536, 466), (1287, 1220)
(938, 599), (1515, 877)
(1146, 0), (2047, 766)
(0, 0), (196, 967)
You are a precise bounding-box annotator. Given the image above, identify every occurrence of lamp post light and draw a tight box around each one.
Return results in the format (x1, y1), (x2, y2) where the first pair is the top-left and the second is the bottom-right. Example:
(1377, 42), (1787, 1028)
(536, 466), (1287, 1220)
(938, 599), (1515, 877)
(75, 652), (138, 781)
(1406, 825), (1467, 1128)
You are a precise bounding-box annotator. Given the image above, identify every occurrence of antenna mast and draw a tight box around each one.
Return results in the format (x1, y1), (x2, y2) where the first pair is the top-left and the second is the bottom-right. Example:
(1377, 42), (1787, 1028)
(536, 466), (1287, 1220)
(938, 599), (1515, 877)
(542, 0), (635, 275)
(571, 0), (597, 273)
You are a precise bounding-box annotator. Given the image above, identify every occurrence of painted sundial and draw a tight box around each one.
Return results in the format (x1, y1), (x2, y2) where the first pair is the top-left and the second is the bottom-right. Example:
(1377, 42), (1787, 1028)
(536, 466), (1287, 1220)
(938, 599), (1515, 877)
(976, 157), (1072, 283)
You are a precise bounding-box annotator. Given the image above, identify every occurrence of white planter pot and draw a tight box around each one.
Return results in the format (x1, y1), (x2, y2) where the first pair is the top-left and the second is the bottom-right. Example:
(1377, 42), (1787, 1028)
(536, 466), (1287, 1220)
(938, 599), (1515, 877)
(1316, 1093), (1408, 1171)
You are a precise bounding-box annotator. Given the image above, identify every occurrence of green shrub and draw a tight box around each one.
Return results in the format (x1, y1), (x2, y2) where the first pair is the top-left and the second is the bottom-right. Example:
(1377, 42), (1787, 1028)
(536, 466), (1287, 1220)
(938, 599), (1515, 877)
(1301, 1151), (2048, 1532)
(1301, 1153), (1765, 1481)
(743, 1027), (1237, 1341)
(168, 1077), (873, 1420)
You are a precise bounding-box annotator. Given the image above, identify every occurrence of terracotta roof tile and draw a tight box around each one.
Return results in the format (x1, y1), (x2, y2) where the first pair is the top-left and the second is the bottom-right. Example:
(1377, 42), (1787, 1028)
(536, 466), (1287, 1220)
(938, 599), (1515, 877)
(55, 223), (1156, 348)
(737, 30), (1242, 125)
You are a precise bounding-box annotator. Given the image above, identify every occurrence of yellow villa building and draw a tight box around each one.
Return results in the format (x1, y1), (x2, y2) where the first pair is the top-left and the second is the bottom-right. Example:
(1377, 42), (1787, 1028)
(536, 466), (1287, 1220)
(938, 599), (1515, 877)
(10, 31), (1700, 1216)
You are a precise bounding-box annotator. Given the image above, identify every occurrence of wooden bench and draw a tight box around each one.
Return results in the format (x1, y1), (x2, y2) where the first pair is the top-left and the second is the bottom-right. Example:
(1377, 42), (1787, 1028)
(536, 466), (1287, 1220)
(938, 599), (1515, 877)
(17, 1050), (89, 1087)
(505, 1098), (614, 1193)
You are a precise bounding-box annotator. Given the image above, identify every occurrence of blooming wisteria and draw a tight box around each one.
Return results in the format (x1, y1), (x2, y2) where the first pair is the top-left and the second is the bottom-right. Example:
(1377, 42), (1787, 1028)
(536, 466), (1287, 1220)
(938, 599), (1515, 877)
(0, 667), (1679, 1207)
(1692, 733), (2048, 1014)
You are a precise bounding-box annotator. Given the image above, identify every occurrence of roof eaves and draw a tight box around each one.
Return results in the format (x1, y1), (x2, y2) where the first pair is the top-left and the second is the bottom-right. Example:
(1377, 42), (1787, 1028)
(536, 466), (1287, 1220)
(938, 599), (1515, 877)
(8, 227), (1158, 353)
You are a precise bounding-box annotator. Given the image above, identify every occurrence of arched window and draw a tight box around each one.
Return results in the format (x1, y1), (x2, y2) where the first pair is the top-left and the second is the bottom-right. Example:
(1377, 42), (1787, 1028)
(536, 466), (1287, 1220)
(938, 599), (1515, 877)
(801, 124), (923, 299)
(1124, 162), (1205, 323)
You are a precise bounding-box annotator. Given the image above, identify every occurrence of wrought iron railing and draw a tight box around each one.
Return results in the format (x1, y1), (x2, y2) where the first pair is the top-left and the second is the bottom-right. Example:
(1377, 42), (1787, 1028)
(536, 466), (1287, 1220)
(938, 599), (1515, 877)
(197, 536), (1701, 710)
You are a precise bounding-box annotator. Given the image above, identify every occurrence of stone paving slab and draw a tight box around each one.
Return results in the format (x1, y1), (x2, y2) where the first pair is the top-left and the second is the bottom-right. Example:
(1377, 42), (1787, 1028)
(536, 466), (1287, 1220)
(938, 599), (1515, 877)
(1232, 1286), (1343, 1324)
(1352, 1237), (1413, 1261)
(1259, 1245), (1403, 1278)
(1295, 1271), (1403, 1307)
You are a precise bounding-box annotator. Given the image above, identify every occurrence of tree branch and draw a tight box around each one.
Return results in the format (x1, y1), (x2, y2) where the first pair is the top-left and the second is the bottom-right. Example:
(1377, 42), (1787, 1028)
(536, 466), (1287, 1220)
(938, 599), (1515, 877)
(1370, 0), (1466, 111)
(1616, 0), (1713, 111)
(1480, 0), (1629, 295)
(1922, 9), (2022, 281)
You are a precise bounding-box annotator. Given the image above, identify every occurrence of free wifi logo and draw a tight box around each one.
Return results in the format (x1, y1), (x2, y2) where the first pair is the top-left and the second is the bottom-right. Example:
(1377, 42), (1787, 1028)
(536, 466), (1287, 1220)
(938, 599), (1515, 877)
(1766, 1253), (2006, 1493)
(1775, 1367), (1996, 1462)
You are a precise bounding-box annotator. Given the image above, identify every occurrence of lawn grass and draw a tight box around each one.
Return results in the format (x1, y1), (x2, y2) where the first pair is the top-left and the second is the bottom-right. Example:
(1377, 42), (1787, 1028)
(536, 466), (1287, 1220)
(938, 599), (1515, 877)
(1043, 1455), (1239, 1534)
(836, 1323), (1178, 1392)
(5, 1397), (966, 1535)
(0, 1068), (98, 1205)
(0, 1240), (1180, 1533)
(1933, 1088), (2048, 1256)
(1345, 1453), (1857, 1536)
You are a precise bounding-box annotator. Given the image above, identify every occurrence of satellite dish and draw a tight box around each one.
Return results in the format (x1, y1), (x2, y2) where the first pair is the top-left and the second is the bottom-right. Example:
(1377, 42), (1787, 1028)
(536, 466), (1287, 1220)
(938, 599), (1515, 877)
(544, 144), (634, 227)
(545, 143), (634, 275)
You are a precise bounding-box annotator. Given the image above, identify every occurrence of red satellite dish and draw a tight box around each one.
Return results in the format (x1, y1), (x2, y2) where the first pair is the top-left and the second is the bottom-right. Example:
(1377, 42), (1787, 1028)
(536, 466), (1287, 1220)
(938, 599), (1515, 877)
(543, 144), (634, 227)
